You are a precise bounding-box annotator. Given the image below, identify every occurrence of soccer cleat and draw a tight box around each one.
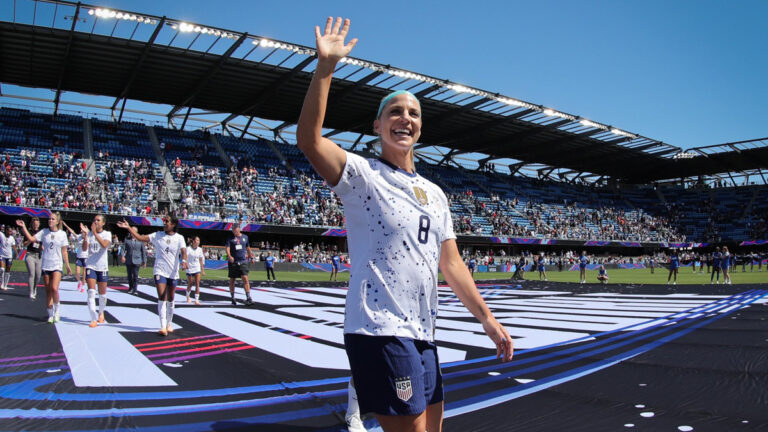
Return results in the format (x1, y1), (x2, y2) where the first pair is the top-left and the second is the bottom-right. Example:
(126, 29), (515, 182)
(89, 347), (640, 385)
(245, 298), (253, 306)
(231, 298), (237, 306)
(77, 282), (83, 291)
(346, 414), (368, 432)
(54, 312), (61, 323)
(47, 316), (55, 324)
(158, 328), (168, 336)
(89, 320), (98, 328)
(98, 313), (105, 324)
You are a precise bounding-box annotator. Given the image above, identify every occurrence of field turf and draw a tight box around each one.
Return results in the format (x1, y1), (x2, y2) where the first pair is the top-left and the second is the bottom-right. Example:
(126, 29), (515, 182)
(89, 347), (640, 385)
(5, 260), (766, 285)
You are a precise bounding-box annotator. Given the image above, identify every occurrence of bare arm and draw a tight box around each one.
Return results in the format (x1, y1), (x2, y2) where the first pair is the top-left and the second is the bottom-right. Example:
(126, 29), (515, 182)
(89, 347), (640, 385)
(116, 220), (150, 243)
(15, 220), (36, 243)
(62, 245), (72, 275)
(296, 17), (357, 186)
(439, 239), (513, 362)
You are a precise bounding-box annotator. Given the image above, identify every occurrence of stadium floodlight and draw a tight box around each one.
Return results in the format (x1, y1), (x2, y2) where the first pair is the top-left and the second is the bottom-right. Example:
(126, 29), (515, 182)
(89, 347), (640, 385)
(672, 151), (697, 159)
(580, 119), (609, 131)
(611, 128), (637, 139)
(542, 109), (577, 121)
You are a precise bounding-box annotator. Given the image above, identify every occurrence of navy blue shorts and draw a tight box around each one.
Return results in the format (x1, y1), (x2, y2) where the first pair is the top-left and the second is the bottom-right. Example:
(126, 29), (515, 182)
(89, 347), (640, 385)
(186, 271), (201, 277)
(538, 265), (545, 272)
(579, 264), (586, 270)
(154, 275), (178, 287)
(75, 258), (87, 267)
(86, 268), (109, 283)
(344, 334), (443, 416)
(43, 269), (62, 277)
(1, 258), (11, 267)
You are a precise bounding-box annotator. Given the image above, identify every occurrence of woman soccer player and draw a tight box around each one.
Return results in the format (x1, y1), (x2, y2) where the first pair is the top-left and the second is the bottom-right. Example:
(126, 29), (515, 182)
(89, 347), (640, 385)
(711, 246), (722, 284)
(118, 216), (187, 336)
(597, 265), (609, 284)
(296, 17), (512, 432)
(80, 215), (112, 328)
(579, 251), (588, 284)
(0, 224), (18, 290)
(537, 254), (547, 281)
(185, 236), (205, 305)
(17, 213), (72, 323)
(667, 249), (679, 285)
(721, 246), (731, 285)
(63, 221), (87, 292)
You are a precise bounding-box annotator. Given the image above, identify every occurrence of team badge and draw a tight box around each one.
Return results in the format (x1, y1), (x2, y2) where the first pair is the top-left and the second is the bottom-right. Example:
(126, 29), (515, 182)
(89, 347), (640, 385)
(165, 238), (171, 245)
(413, 186), (429, 205)
(395, 377), (413, 402)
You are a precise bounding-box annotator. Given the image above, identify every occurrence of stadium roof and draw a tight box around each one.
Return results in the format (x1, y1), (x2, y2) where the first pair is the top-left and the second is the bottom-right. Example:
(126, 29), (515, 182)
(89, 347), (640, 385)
(2, 0), (767, 184)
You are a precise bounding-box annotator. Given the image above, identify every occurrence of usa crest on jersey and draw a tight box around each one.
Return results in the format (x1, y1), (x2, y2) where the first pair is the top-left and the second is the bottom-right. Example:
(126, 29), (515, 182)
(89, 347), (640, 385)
(394, 377), (413, 402)
(412, 186), (429, 205)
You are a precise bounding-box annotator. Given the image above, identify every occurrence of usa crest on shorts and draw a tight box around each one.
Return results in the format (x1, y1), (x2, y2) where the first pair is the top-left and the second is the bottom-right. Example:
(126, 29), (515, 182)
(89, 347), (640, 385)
(394, 377), (413, 402)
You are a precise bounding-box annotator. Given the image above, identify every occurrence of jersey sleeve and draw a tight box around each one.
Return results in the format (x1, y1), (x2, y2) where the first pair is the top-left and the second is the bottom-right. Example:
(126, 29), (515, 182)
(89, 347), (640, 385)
(330, 151), (369, 199)
(437, 188), (457, 242)
(34, 230), (44, 242)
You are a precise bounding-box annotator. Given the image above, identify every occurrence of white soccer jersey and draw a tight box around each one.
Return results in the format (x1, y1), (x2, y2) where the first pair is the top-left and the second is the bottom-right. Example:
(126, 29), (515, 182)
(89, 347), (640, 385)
(149, 231), (186, 280)
(74, 234), (89, 259)
(0, 232), (15, 259)
(332, 152), (456, 341)
(186, 246), (204, 274)
(35, 229), (69, 272)
(85, 230), (112, 272)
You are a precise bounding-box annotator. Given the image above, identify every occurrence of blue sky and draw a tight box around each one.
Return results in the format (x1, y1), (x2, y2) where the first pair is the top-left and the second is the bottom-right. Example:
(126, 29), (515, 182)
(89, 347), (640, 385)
(3, 0), (767, 150)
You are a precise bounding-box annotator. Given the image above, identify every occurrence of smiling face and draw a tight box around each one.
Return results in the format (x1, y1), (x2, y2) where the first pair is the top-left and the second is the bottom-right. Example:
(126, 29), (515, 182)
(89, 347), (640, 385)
(374, 93), (422, 152)
(92, 215), (105, 232)
(163, 216), (177, 234)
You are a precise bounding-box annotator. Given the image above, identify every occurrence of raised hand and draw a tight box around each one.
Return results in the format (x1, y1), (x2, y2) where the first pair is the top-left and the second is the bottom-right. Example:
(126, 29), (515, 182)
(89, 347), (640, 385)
(315, 17), (358, 64)
(116, 220), (130, 230)
(80, 223), (89, 234)
(15, 219), (25, 228)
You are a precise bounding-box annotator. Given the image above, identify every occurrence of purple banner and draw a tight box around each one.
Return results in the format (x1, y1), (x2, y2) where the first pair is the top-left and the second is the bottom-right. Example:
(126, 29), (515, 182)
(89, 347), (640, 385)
(584, 241), (611, 246)
(322, 229), (348, 237)
(0, 205), (51, 218)
(740, 240), (768, 246)
(619, 242), (643, 247)
(490, 237), (558, 245)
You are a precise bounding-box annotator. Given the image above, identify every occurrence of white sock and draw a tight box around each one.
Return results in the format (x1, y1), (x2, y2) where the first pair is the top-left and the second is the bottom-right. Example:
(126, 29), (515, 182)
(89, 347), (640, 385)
(87, 289), (98, 321)
(166, 299), (175, 326)
(6, 272), (12, 287)
(158, 300), (168, 329)
(98, 294), (107, 315)
(54, 302), (60, 315)
(47, 307), (54, 318)
(345, 380), (360, 420)
(195, 292), (200, 301)
(0, 268), (5, 287)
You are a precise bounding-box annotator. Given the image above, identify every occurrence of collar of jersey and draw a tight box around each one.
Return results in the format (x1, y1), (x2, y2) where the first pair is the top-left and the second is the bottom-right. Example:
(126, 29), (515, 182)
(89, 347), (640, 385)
(376, 157), (417, 178)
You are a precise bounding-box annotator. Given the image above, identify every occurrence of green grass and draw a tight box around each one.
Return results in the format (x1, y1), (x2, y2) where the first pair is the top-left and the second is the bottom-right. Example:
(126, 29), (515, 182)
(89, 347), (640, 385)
(7, 259), (767, 285)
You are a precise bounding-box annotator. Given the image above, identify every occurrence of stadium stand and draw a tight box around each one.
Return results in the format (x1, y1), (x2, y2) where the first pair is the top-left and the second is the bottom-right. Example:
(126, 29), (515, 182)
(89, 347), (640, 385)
(2, 106), (765, 243)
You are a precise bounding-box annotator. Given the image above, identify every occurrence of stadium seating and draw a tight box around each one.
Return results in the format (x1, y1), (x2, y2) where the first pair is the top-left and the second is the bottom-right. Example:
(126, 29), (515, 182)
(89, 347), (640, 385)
(3, 107), (764, 242)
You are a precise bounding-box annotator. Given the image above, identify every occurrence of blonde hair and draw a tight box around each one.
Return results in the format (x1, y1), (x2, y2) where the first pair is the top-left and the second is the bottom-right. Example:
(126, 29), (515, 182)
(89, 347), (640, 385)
(51, 212), (63, 230)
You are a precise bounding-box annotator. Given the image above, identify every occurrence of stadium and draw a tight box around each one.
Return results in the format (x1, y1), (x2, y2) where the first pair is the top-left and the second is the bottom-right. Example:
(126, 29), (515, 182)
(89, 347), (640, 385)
(0, 1), (766, 431)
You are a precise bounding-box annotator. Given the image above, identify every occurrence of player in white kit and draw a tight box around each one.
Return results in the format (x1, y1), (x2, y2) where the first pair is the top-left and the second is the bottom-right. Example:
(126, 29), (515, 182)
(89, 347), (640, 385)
(118, 216), (188, 336)
(0, 224), (18, 290)
(296, 17), (513, 432)
(17, 213), (72, 323)
(63, 221), (88, 292)
(185, 236), (205, 305)
(80, 215), (113, 328)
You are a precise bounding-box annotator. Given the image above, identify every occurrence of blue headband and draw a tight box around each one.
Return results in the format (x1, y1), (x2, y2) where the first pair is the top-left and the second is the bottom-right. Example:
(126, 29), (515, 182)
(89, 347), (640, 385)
(376, 90), (420, 118)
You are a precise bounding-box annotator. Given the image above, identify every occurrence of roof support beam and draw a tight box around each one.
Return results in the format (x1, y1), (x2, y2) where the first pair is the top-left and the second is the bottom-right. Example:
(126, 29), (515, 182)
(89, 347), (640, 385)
(53, 3), (81, 116)
(112, 17), (166, 122)
(220, 55), (316, 125)
(168, 32), (249, 119)
(508, 162), (525, 175)
(417, 108), (535, 151)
